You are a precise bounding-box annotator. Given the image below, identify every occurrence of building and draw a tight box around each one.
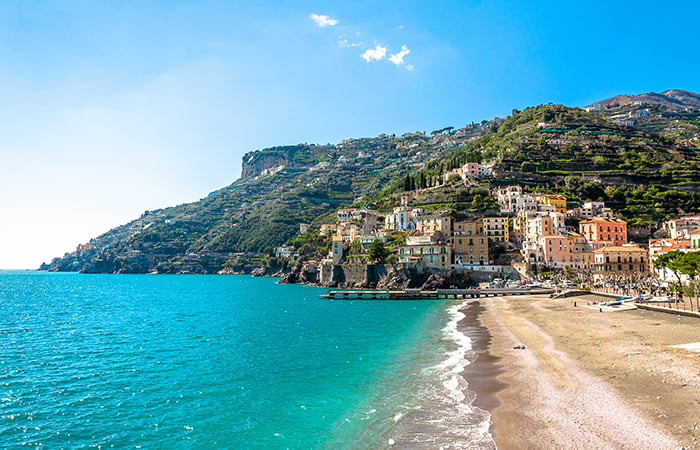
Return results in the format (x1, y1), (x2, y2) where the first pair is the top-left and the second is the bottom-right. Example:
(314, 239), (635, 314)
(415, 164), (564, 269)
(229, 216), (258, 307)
(483, 217), (510, 242)
(461, 162), (493, 178)
(692, 229), (700, 249)
(648, 238), (697, 284)
(453, 220), (483, 236)
(539, 194), (568, 215)
(442, 167), (464, 183)
(495, 185), (523, 213)
(415, 215), (452, 236)
(319, 223), (338, 236)
(648, 238), (691, 261)
(579, 217), (628, 246)
(337, 208), (357, 222)
(398, 236), (452, 271)
(384, 206), (417, 230)
(540, 232), (594, 270)
(336, 222), (361, 242)
(451, 234), (488, 265)
(524, 213), (555, 242)
(330, 236), (344, 264)
(593, 245), (647, 274)
(567, 201), (608, 219)
(663, 216), (700, 240)
(275, 246), (296, 258)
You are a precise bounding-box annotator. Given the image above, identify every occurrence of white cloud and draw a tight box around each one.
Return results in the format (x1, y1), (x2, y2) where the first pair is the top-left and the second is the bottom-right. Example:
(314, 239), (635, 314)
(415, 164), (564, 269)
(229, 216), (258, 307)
(310, 13), (339, 27)
(389, 45), (411, 66)
(338, 39), (362, 48)
(361, 45), (387, 62)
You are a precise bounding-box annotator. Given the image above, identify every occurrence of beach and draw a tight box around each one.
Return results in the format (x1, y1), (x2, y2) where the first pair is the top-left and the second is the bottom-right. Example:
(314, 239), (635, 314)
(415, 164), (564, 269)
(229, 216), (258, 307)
(469, 294), (700, 449)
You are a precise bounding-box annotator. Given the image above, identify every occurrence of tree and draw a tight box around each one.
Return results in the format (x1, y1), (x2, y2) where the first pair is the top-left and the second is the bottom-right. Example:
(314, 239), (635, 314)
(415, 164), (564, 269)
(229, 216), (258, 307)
(369, 239), (389, 264)
(677, 252), (700, 311)
(653, 250), (684, 292)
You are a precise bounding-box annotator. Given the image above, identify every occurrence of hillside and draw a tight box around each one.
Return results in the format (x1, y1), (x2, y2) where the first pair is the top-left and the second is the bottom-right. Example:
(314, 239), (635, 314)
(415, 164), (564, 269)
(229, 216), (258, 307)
(45, 91), (700, 274)
(44, 124), (492, 273)
(594, 89), (700, 110)
(371, 103), (700, 227)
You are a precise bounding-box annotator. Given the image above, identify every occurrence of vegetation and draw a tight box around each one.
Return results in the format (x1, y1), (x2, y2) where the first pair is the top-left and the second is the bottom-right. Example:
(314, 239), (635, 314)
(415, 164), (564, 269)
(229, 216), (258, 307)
(45, 94), (700, 274)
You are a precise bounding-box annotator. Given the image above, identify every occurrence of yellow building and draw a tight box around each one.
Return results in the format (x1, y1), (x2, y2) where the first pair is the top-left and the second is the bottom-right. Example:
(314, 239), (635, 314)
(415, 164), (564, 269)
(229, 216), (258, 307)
(452, 234), (489, 265)
(482, 217), (510, 242)
(539, 194), (568, 214)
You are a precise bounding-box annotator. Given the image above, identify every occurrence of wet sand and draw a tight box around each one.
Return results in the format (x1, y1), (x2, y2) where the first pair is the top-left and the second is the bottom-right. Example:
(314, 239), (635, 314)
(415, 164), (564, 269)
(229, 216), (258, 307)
(472, 294), (700, 449)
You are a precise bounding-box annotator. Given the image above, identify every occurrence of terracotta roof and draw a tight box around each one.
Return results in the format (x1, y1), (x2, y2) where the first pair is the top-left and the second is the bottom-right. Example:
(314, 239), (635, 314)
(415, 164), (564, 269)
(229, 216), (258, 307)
(580, 217), (627, 224)
(594, 246), (646, 253)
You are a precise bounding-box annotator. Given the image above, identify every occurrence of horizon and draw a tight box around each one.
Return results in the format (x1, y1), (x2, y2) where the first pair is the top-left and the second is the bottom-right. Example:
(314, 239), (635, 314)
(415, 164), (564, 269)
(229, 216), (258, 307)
(2, 1), (700, 269)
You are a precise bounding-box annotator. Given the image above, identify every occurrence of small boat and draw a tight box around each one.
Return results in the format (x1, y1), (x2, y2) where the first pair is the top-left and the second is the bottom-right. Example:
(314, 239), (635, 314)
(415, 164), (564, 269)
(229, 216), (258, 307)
(640, 296), (670, 303)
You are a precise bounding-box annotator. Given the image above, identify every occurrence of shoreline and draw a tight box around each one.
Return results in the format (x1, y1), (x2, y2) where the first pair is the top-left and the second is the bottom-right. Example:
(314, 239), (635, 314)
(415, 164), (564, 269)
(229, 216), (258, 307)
(474, 293), (700, 449)
(458, 301), (507, 435)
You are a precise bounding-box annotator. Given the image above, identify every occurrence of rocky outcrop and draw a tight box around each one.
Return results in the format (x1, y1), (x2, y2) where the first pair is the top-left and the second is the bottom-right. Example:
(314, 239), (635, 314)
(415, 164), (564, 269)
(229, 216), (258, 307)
(285, 263), (482, 290)
(241, 145), (327, 178)
(278, 261), (320, 284)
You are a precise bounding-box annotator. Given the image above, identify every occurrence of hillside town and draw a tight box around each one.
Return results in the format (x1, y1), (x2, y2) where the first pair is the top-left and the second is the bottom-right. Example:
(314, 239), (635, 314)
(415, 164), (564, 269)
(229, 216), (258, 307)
(275, 161), (700, 298)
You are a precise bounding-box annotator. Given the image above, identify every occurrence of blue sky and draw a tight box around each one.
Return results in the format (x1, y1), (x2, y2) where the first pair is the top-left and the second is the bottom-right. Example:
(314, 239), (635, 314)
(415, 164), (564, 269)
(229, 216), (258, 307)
(2, 0), (699, 268)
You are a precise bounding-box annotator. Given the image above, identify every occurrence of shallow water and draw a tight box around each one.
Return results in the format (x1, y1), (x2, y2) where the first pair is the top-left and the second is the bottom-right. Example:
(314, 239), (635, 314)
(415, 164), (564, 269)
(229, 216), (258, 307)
(0, 271), (493, 448)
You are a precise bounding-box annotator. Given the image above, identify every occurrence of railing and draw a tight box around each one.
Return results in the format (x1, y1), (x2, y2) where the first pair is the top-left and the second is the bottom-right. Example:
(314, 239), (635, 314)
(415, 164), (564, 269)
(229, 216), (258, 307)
(588, 287), (699, 313)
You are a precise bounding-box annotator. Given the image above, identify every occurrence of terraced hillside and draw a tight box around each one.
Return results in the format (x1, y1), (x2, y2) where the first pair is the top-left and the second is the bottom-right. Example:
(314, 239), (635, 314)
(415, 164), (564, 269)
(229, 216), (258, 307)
(45, 90), (700, 274)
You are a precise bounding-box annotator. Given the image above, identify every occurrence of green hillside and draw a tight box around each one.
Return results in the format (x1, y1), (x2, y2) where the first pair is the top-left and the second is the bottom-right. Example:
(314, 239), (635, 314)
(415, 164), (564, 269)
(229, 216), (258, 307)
(45, 92), (700, 274)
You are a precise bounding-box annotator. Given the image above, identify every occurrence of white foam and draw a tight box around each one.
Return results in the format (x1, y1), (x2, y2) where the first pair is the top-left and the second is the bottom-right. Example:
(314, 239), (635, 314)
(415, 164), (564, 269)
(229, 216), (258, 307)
(437, 301), (473, 375)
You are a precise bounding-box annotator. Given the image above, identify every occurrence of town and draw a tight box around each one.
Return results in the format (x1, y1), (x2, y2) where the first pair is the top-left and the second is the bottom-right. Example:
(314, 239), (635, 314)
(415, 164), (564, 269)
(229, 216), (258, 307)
(275, 161), (700, 309)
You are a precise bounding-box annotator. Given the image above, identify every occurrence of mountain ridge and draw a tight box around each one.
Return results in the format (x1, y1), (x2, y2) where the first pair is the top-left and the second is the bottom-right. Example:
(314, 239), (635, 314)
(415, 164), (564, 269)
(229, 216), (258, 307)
(592, 89), (700, 110)
(43, 90), (700, 274)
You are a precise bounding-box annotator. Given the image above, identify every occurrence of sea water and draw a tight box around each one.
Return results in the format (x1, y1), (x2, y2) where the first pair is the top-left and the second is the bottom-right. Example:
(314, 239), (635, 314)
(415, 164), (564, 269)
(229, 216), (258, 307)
(0, 271), (494, 449)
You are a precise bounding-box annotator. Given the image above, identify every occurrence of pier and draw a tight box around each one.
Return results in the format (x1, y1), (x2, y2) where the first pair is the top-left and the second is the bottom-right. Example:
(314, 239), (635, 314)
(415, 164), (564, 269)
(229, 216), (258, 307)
(319, 287), (555, 300)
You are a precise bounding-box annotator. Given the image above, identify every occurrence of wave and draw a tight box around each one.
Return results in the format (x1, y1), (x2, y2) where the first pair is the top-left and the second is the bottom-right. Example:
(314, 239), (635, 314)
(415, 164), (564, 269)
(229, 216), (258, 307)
(388, 299), (496, 449)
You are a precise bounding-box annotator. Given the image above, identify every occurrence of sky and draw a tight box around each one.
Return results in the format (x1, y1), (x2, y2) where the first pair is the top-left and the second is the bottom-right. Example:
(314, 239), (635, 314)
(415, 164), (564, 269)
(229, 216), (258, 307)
(1, 0), (699, 269)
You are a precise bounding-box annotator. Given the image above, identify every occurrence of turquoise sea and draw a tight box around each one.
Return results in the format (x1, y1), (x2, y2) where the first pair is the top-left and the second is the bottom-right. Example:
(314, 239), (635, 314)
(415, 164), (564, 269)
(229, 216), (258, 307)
(0, 271), (494, 449)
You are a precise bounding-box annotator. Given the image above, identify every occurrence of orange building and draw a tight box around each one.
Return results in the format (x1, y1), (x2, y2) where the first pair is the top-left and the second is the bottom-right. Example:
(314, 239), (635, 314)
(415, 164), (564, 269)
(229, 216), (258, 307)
(579, 217), (628, 246)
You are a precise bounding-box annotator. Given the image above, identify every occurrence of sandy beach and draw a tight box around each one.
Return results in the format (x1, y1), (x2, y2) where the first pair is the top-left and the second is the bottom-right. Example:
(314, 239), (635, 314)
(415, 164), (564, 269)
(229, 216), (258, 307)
(471, 293), (700, 449)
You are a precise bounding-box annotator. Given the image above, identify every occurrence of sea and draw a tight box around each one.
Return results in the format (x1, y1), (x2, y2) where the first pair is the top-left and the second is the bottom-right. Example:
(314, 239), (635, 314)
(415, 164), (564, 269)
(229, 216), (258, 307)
(0, 271), (495, 449)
